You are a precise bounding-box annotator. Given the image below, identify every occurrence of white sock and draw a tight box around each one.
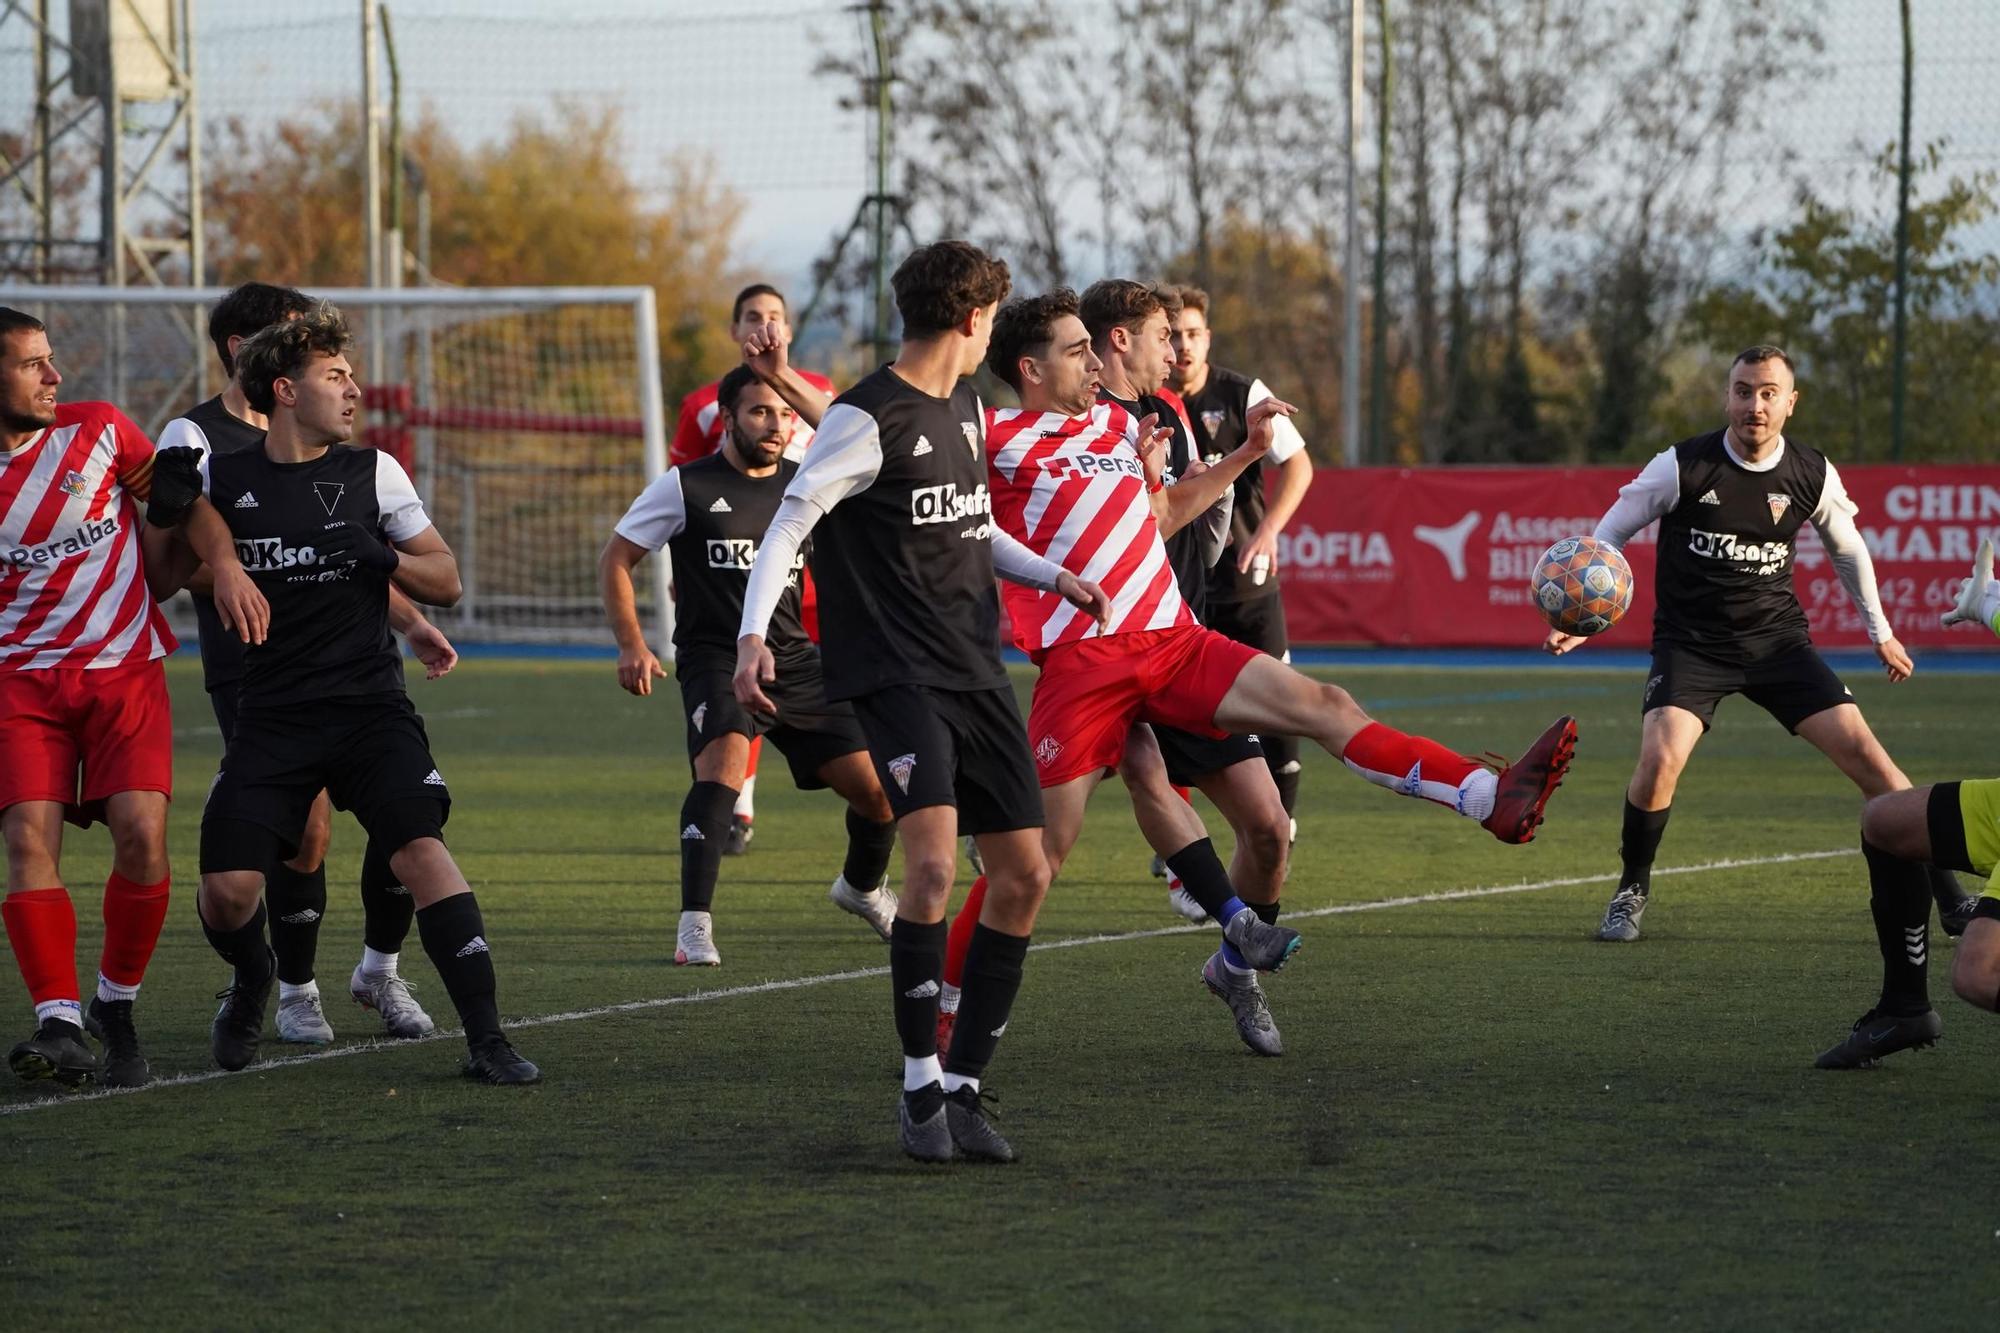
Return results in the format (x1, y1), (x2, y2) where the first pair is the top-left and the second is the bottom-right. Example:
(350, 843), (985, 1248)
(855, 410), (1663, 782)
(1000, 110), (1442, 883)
(939, 982), (961, 1016)
(279, 979), (319, 1004)
(903, 1053), (942, 1092)
(941, 1072), (979, 1095)
(734, 775), (756, 820)
(96, 973), (139, 1003)
(1457, 768), (1497, 821)
(360, 946), (399, 979)
(34, 998), (83, 1029)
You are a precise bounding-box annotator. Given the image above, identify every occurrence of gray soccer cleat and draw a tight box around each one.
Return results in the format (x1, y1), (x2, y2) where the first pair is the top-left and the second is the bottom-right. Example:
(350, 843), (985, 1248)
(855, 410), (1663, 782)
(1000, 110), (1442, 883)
(899, 1082), (953, 1163)
(1941, 538), (1996, 632)
(829, 874), (898, 941)
(1814, 1007), (1942, 1069)
(1221, 907), (1301, 971)
(1202, 950), (1283, 1057)
(276, 988), (335, 1045)
(349, 964), (437, 1039)
(962, 835), (984, 876)
(1149, 853), (1167, 879)
(944, 1085), (1016, 1164)
(1596, 886), (1648, 942)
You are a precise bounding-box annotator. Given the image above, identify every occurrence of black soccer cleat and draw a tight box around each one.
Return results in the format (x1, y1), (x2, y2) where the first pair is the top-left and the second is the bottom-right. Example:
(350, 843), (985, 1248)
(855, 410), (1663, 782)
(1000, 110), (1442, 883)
(210, 962), (276, 1072)
(8, 1017), (97, 1089)
(86, 997), (151, 1089)
(1939, 896), (1979, 939)
(463, 1036), (541, 1086)
(900, 1082), (953, 1163)
(944, 1085), (1016, 1164)
(1814, 1006), (1942, 1070)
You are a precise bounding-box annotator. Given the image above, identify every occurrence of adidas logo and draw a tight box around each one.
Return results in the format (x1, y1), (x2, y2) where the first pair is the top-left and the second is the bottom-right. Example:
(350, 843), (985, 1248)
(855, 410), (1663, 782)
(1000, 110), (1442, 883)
(710, 497), (732, 513)
(912, 435), (933, 457)
(455, 935), (490, 958)
(681, 824), (705, 840)
(277, 909), (322, 925)
(233, 492), (258, 509)
(903, 979), (940, 1000)
(1698, 489), (1722, 505)
(422, 769), (446, 787)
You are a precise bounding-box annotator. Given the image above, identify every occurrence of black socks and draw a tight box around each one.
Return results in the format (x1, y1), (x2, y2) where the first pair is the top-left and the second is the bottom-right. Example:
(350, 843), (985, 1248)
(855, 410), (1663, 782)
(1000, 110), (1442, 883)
(416, 892), (502, 1045)
(889, 917), (947, 1058)
(1267, 740), (1302, 819)
(201, 900), (275, 990)
(1620, 800), (1671, 896)
(264, 862), (326, 985)
(360, 839), (416, 954)
(842, 809), (897, 890)
(1165, 838), (1238, 921)
(1863, 839), (1932, 1015)
(678, 781), (738, 913)
(944, 925), (1029, 1081)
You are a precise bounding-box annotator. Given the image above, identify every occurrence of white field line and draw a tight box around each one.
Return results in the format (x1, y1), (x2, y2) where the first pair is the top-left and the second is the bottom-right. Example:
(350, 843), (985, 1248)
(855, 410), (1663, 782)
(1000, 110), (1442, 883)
(0, 846), (1858, 1118)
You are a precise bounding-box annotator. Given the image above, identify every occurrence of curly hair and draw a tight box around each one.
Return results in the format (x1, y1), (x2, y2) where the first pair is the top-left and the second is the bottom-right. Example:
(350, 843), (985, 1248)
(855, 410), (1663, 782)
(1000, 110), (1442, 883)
(1079, 279), (1167, 345)
(891, 240), (1012, 338)
(986, 289), (1080, 392)
(235, 303), (353, 415)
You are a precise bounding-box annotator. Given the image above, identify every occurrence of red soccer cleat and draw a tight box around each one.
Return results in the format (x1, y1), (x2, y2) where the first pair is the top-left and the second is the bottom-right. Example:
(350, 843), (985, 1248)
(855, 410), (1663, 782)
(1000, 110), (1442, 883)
(1480, 715), (1577, 844)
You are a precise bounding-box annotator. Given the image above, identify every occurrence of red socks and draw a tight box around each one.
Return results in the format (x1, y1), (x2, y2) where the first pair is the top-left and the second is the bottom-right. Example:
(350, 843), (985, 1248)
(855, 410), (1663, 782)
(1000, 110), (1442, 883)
(100, 872), (170, 991)
(3, 887), (80, 1008)
(943, 874), (989, 991)
(1340, 722), (1483, 809)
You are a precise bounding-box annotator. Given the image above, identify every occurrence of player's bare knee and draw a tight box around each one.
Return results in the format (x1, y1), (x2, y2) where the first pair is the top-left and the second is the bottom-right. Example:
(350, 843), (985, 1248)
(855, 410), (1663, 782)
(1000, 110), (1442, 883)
(107, 812), (167, 881)
(1950, 935), (2000, 1012)
(199, 871), (262, 923)
(902, 851), (957, 904)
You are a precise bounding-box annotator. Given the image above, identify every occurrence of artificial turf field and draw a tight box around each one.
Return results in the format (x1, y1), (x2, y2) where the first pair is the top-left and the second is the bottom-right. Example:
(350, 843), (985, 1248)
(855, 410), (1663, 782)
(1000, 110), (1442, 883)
(4, 655), (2000, 1330)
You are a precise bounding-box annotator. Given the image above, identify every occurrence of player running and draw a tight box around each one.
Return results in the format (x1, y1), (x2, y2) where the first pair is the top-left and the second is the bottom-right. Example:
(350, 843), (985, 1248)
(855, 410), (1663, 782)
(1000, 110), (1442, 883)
(162, 281), (451, 1045)
(144, 305), (539, 1084)
(1547, 345), (1977, 944)
(941, 289), (1577, 1056)
(600, 365), (900, 966)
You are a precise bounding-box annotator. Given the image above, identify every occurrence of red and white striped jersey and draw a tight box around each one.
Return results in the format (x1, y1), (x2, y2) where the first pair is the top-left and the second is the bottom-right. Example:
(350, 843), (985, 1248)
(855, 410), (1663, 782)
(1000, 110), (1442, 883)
(987, 401), (1191, 654)
(0, 401), (175, 671)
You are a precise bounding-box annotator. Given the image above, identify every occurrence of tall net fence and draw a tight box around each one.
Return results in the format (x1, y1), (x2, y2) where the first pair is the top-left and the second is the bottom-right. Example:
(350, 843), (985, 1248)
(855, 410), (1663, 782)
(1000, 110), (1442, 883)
(0, 285), (670, 647)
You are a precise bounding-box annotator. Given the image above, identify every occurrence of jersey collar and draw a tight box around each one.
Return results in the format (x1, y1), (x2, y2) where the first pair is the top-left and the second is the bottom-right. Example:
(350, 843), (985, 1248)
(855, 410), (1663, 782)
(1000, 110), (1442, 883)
(1722, 431), (1785, 473)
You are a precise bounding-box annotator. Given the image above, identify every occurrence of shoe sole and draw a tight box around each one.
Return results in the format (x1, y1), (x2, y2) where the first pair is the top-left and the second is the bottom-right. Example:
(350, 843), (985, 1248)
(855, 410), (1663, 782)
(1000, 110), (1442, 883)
(8, 1050), (93, 1089)
(465, 1066), (542, 1086)
(1815, 1031), (1941, 1070)
(350, 985), (437, 1039)
(674, 951), (721, 967)
(829, 887), (895, 941)
(278, 1029), (335, 1045)
(1486, 717), (1578, 844)
(899, 1110), (954, 1164)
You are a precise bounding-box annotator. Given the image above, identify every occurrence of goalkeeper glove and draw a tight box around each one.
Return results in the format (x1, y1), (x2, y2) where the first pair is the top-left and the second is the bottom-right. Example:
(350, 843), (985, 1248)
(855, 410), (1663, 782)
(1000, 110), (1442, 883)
(145, 446), (204, 528)
(316, 520), (401, 574)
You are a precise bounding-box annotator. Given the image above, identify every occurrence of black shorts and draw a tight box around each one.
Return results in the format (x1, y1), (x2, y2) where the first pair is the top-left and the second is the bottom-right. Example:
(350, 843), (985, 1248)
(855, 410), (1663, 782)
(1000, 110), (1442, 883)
(1152, 725), (1265, 788)
(208, 682), (240, 755)
(201, 694), (449, 873)
(677, 652), (867, 791)
(847, 684), (1044, 835)
(1206, 592), (1289, 661)
(1642, 641), (1852, 734)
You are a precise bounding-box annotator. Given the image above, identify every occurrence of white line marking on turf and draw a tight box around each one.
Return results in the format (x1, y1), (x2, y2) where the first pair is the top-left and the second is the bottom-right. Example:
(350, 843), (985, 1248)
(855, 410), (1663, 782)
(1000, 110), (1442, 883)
(0, 847), (1859, 1117)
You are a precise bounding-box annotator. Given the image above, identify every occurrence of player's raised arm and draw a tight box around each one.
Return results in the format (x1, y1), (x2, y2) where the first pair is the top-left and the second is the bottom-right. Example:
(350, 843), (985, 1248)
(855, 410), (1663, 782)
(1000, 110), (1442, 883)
(742, 324), (832, 431)
(1237, 381), (1313, 576)
(1811, 460), (1908, 681)
(1146, 398), (1288, 538)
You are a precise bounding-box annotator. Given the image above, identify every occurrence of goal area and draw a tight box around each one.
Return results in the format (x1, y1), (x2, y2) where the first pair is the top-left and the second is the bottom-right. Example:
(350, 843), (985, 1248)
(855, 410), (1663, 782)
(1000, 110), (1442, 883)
(0, 284), (674, 650)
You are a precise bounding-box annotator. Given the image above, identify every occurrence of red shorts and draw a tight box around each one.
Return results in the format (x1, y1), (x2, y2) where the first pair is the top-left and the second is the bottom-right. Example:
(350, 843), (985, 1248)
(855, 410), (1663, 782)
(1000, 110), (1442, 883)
(0, 659), (173, 824)
(1025, 624), (1259, 787)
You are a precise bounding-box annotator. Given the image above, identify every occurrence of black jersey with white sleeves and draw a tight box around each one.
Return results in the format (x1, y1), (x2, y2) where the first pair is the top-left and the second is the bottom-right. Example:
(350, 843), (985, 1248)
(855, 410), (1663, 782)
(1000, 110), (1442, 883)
(1183, 366), (1309, 605)
(155, 395), (266, 691)
(201, 446), (429, 705)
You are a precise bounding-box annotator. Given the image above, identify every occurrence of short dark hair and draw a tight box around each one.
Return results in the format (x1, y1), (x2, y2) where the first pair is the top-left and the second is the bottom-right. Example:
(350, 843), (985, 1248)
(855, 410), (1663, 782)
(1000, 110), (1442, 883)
(716, 364), (763, 415)
(1079, 279), (1167, 346)
(208, 282), (314, 376)
(891, 241), (1011, 339)
(0, 306), (47, 351)
(1163, 283), (1209, 319)
(986, 289), (1080, 392)
(236, 303), (352, 414)
(1733, 344), (1796, 375)
(731, 284), (787, 324)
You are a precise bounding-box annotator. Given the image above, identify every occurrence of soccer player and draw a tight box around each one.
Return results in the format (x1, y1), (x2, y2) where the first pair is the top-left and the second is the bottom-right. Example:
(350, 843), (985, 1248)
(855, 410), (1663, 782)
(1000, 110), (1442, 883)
(1165, 284), (1315, 836)
(672, 284), (837, 855)
(161, 281), (450, 1045)
(0, 305), (255, 1089)
(733, 241), (1110, 1164)
(945, 289), (1577, 1058)
(1814, 540), (2000, 1067)
(600, 365), (899, 966)
(1548, 345), (1976, 944)
(143, 305), (539, 1084)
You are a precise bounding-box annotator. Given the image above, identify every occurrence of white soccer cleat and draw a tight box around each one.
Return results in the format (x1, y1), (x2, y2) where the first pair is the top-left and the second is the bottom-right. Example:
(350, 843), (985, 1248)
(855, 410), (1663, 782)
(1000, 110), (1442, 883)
(675, 910), (721, 966)
(276, 988), (335, 1045)
(1941, 538), (1998, 634)
(1167, 886), (1212, 924)
(348, 964), (437, 1039)
(829, 874), (898, 941)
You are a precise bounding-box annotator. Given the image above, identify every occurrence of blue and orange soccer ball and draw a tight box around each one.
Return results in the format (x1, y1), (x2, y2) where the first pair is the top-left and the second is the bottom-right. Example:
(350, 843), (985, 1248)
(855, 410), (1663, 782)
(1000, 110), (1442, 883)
(1531, 536), (1634, 636)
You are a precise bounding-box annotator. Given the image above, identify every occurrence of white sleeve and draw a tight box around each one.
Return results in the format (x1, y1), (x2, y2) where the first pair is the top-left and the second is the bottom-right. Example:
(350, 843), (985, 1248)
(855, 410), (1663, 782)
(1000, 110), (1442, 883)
(1246, 379), (1305, 463)
(1593, 448), (1679, 548)
(374, 452), (431, 542)
(1194, 483), (1234, 568)
(783, 403), (883, 513)
(155, 416), (212, 461)
(197, 450), (212, 498)
(612, 468), (687, 552)
(739, 496), (822, 641)
(1812, 461), (1893, 643)
(990, 525), (1065, 591)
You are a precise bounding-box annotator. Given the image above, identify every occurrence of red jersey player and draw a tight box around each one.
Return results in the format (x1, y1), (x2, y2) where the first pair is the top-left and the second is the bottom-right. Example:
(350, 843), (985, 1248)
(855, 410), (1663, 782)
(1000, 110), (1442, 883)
(940, 289), (1580, 1054)
(0, 305), (263, 1089)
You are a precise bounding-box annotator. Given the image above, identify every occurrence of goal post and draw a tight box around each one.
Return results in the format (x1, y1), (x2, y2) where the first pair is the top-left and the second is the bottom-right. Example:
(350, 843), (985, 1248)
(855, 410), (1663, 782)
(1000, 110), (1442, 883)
(0, 284), (676, 652)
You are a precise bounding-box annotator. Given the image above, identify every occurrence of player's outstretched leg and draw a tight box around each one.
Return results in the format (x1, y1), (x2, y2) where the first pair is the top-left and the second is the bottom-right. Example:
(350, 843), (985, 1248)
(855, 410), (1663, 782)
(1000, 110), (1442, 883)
(1817, 832), (1941, 1069)
(349, 837), (434, 1038)
(393, 839), (538, 1085)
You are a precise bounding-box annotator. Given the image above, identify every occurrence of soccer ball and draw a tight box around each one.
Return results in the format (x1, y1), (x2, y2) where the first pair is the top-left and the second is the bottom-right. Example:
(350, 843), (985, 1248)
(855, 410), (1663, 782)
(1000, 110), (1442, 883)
(1531, 536), (1634, 636)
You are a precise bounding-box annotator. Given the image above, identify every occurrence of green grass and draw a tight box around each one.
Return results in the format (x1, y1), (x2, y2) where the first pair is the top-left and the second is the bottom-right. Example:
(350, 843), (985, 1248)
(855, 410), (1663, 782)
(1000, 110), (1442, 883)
(4, 657), (1999, 1330)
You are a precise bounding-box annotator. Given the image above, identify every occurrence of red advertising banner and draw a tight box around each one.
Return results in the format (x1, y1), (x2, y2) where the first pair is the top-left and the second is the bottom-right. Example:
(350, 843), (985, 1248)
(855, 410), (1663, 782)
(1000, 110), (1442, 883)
(1273, 466), (2000, 649)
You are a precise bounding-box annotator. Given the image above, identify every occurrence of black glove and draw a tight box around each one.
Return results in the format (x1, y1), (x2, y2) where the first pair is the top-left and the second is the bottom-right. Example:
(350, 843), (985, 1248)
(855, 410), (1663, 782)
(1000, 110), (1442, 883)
(315, 520), (400, 574)
(145, 446), (204, 528)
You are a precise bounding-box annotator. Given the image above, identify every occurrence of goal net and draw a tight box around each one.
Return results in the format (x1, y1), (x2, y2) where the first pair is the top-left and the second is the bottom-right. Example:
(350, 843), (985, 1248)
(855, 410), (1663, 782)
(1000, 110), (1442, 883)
(0, 284), (672, 648)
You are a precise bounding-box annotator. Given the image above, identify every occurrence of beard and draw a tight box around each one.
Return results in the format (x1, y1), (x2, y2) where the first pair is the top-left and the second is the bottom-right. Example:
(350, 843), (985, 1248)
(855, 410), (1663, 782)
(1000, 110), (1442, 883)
(732, 430), (785, 468)
(1, 400), (55, 434)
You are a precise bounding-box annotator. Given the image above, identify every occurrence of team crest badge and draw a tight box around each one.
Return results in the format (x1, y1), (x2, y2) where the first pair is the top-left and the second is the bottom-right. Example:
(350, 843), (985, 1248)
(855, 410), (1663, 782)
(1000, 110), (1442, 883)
(1201, 409), (1226, 436)
(691, 703), (707, 732)
(59, 469), (87, 499)
(960, 421), (980, 456)
(315, 481), (346, 515)
(1766, 493), (1791, 523)
(1035, 735), (1063, 768)
(887, 752), (917, 794)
